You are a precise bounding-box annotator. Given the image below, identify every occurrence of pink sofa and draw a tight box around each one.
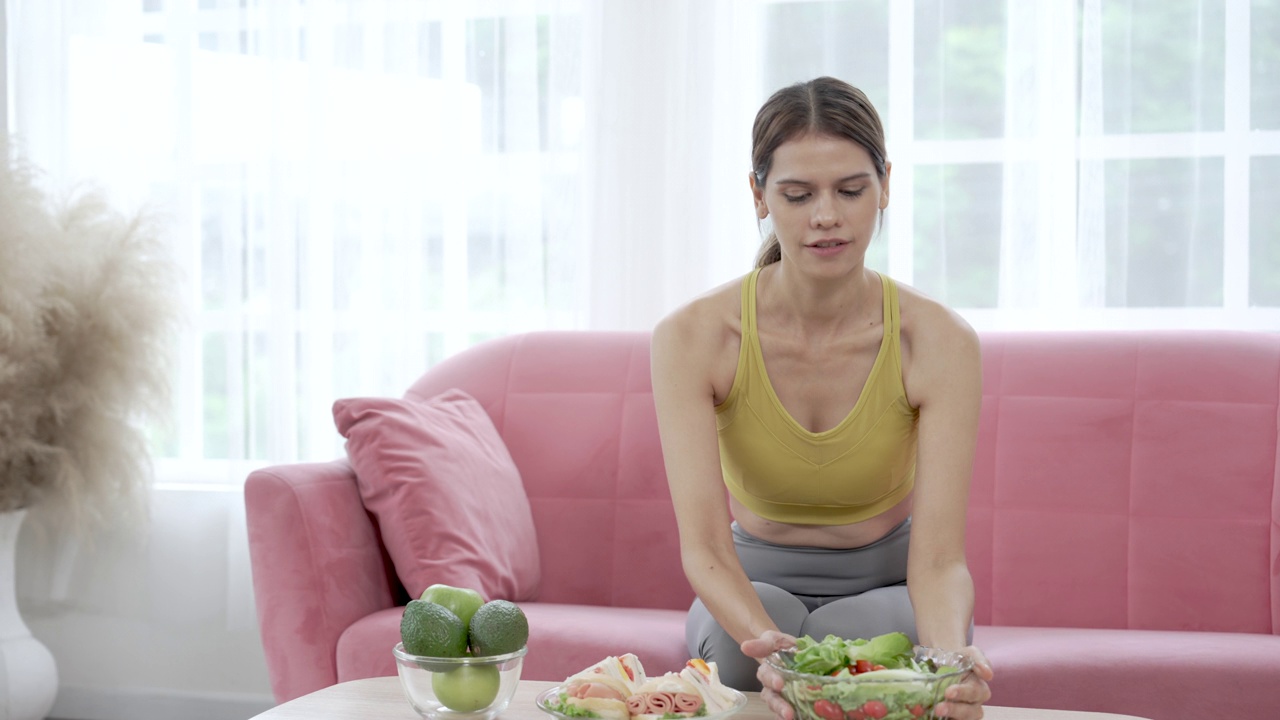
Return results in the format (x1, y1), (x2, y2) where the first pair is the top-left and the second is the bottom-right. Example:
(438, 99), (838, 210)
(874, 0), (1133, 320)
(245, 330), (1280, 719)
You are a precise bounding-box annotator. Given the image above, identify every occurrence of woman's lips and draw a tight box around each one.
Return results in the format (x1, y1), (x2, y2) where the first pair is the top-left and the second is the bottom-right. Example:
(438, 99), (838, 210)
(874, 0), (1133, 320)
(806, 239), (848, 255)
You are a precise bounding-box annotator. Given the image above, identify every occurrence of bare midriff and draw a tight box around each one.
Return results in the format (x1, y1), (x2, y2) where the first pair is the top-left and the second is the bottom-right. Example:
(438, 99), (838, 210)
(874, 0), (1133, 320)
(729, 493), (913, 549)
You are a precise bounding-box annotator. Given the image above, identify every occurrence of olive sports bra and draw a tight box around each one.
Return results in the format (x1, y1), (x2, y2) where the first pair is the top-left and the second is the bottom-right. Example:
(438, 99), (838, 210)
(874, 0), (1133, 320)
(714, 268), (919, 525)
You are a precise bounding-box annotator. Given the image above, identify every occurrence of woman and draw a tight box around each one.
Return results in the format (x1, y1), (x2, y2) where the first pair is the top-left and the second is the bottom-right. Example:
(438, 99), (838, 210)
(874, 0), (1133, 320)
(650, 77), (993, 720)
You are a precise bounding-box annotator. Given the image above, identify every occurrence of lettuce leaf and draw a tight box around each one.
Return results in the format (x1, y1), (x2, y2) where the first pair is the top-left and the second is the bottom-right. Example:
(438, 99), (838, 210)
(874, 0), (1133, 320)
(547, 693), (600, 718)
(844, 632), (913, 668)
(790, 634), (849, 675)
(788, 632), (915, 675)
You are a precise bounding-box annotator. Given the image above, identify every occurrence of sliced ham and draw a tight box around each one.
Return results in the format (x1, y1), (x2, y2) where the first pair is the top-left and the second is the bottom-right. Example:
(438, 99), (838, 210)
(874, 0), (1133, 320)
(647, 692), (674, 714)
(626, 695), (647, 715)
(622, 687), (706, 716)
(673, 693), (702, 713)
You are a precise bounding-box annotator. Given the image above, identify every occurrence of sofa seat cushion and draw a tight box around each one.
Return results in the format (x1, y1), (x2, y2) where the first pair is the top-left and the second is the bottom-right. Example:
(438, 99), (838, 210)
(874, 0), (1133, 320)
(975, 625), (1280, 719)
(334, 603), (689, 686)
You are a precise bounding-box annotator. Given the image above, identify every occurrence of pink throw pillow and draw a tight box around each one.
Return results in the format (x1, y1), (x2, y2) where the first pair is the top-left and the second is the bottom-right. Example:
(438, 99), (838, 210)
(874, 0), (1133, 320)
(333, 389), (540, 602)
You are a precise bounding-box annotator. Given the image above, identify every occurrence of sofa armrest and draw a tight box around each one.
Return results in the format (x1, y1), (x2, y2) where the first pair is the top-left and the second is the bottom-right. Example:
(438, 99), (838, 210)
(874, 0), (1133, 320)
(245, 459), (401, 703)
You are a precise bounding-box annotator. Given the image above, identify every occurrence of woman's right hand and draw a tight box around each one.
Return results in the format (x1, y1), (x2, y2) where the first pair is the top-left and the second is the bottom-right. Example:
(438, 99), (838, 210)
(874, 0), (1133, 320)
(742, 630), (797, 720)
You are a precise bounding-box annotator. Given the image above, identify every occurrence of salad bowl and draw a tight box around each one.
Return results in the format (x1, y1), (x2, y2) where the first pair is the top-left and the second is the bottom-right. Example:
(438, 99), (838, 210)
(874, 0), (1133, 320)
(766, 635), (972, 720)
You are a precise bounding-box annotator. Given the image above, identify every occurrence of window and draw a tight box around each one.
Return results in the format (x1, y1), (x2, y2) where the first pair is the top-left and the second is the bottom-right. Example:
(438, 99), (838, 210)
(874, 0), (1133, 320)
(15, 2), (586, 467)
(756, 0), (1280, 330)
(7, 0), (1276, 472)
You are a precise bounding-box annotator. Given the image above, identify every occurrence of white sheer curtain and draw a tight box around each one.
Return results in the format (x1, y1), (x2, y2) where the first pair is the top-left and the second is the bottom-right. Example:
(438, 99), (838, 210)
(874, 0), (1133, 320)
(5, 0), (1278, 705)
(5, 0), (763, 467)
(8, 0), (1277, 470)
(10, 0), (590, 469)
(580, 0), (760, 329)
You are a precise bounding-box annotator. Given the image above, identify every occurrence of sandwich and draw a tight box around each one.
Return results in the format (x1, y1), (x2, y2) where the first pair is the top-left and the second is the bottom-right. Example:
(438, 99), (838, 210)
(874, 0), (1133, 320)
(678, 658), (739, 714)
(565, 653), (647, 691)
(565, 695), (631, 720)
(561, 654), (648, 719)
(552, 655), (737, 719)
(628, 673), (704, 719)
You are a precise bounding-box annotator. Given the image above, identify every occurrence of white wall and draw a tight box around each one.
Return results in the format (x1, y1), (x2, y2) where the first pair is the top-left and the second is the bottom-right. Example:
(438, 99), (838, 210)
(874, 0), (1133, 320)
(16, 487), (275, 720)
(2, 0), (8, 138)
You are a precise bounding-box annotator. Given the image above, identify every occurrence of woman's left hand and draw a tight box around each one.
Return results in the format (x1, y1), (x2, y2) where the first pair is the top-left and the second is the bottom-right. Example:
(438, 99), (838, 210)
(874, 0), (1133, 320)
(933, 646), (993, 720)
(742, 631), (797, 720)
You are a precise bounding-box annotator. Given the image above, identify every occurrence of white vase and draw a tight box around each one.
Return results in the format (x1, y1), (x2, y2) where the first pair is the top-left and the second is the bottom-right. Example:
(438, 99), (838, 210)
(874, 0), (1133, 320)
(0, 509), (59, 720)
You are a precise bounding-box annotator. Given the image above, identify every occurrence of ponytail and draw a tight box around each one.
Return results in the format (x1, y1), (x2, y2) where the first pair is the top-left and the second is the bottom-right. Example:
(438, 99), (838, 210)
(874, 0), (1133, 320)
(754, 232), (782, 268)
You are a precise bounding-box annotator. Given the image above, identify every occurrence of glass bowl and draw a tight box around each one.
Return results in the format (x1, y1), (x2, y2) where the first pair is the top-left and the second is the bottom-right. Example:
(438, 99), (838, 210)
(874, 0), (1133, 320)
(393, 642), (527, 720)
(765, 646), (972, 720)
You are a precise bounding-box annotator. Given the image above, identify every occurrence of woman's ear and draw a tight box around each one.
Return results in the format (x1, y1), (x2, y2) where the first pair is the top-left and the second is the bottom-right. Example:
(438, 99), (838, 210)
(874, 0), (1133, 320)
(749, 172), (768, 219)
(879, 161), (892, 210)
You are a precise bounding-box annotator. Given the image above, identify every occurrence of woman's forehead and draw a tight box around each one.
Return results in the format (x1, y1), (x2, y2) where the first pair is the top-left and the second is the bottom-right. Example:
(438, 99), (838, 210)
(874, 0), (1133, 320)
(769, 133), (876, 183)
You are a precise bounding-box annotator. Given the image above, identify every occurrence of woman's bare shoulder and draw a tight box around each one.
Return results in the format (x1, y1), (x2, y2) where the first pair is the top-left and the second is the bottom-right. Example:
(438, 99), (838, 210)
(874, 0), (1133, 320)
(653, 273), (746, 351)
(893, 278), (978, 349)
(892, 278), (980, 403)
(891, 278), (980, 412)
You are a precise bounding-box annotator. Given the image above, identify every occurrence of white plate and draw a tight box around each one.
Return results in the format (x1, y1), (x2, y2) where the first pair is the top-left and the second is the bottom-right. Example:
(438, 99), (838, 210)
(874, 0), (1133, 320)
(535, 684), (748, 720)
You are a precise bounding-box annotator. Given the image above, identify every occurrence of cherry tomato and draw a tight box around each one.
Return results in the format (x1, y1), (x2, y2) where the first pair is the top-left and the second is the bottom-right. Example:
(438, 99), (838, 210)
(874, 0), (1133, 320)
(813, 700), (844, 720)
(854, 659), (872, 674)
(909, 705), (926, 718)
(860, 700), (888, 720)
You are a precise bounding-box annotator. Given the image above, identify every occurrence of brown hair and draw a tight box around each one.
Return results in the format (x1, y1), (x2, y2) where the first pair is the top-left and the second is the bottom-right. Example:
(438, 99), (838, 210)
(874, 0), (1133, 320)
(751, 77), (888, 267)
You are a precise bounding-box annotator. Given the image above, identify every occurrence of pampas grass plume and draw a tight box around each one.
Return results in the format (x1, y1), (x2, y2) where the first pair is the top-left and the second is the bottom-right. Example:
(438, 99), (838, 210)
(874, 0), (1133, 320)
(0, 138), (182, 535)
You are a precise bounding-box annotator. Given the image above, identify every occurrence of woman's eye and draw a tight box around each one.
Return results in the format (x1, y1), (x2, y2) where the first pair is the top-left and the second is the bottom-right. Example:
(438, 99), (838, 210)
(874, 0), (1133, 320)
(784, 194), (809, 203)
(840, 189), (866, 198)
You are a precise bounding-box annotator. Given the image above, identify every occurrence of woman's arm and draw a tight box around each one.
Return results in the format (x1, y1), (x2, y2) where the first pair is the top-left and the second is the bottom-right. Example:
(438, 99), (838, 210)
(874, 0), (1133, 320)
(903, 304), (981, 649)
(901, 301), (993, 719)
(650, 308), (779, 648)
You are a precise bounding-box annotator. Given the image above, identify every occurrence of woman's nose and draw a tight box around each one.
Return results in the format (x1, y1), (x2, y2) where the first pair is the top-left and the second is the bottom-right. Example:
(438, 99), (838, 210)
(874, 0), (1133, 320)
(812, 194), (838, 228)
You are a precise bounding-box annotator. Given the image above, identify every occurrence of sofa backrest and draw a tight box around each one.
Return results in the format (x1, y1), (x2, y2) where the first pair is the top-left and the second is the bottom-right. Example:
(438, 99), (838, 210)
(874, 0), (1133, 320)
(404, 330), (1280, 634)
(969, 331), (1280, 635)
(405, 331), (680, 610)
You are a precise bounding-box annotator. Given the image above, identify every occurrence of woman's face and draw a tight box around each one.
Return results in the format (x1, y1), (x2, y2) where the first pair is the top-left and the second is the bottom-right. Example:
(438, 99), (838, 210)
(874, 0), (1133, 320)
(752, 132), (890, 276)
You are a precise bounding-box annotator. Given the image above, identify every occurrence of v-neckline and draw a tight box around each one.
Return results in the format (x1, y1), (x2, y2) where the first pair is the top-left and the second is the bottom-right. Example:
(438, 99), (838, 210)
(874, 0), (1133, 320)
(748, 269), (891, 438)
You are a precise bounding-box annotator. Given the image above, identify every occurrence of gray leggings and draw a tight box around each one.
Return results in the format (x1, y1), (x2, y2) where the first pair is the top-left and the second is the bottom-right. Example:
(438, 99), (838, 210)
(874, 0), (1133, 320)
(686, 518), (917, 691)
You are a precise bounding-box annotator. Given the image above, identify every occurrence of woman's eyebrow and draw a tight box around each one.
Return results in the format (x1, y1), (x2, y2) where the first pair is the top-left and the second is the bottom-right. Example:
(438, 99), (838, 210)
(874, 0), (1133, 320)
(775, 172), (873, 186)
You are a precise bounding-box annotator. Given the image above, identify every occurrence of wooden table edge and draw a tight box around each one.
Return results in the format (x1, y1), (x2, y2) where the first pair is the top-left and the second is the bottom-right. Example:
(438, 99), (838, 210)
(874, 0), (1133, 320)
(250, 676), (1151, 720)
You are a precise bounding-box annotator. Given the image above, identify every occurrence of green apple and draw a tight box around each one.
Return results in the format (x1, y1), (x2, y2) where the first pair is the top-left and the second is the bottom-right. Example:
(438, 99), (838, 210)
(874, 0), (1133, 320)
(419, 584), (486, 629)
(431, 664), (500, 712)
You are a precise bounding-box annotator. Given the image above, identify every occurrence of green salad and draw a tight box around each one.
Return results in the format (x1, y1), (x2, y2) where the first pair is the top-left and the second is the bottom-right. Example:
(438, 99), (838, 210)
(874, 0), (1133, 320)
(774, 633), (968, 720)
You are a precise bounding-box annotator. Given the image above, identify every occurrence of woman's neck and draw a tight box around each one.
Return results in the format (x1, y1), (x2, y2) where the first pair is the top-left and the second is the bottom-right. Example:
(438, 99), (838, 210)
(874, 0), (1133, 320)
(759, 262), (879, 339)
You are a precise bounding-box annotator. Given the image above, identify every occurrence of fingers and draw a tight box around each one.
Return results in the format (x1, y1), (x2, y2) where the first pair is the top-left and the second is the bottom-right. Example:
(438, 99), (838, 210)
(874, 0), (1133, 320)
(755, 660), (784, 692)
(739, 631), (796, 661)
(961, 645), (994, 681)
(758, 687), (794, 720)
(936, 674), (991, 720)
(944, 678), (990, 704)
